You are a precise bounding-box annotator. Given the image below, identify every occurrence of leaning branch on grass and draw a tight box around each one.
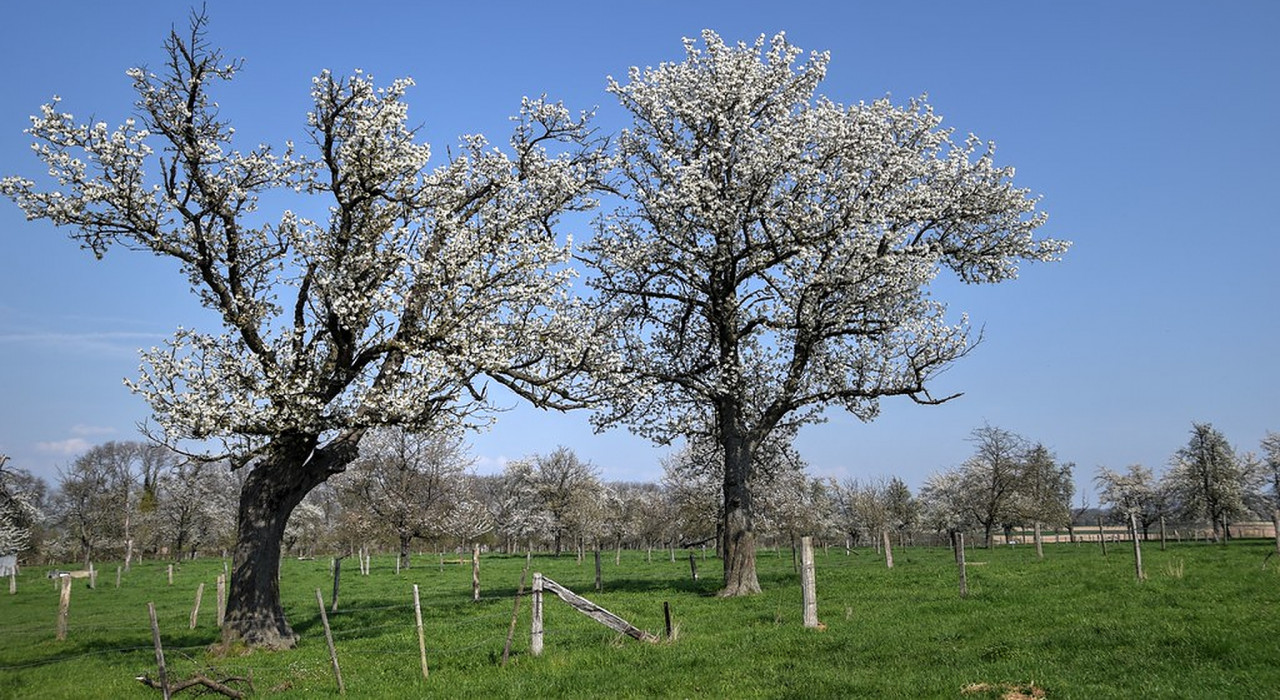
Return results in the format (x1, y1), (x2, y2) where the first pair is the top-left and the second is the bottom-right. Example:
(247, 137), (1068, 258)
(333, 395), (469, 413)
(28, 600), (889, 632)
(135, 673), (253, 698)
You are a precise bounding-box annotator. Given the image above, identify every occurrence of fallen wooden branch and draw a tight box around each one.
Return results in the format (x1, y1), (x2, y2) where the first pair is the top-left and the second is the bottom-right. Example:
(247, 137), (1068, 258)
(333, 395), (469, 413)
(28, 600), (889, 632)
(540, 576), (658, 643)
(136, 673), (253, 698)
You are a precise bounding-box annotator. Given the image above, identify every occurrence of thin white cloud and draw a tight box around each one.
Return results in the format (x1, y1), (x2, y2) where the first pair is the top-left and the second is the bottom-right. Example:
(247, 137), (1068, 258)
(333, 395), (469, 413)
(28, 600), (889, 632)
(70, 424), (116, 437)
(0, 330), (162, 358)
(35, 438), (92, 456)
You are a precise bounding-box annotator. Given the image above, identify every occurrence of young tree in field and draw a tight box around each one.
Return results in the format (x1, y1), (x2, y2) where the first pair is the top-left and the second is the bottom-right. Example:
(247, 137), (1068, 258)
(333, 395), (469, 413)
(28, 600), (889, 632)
(884, 476), (920, 545)
(1, 13), (607, 647)
(918, 469), (974, 541)
(155, 459), (237, 559)
(1016, 443), (1073, 554)
(528, 447), (603, 556)
(1165, 423), (1251, 542)
(344, 426), (469, 569)
(1095, 464), (1169, 538)
(584, 31), (1067, 595)
(960, 424), (1030, 548)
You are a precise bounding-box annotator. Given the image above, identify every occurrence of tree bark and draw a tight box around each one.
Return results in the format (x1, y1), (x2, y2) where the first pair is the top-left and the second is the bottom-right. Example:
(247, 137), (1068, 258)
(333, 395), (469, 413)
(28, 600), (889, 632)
(719, 424), (760, 596)
(398, 533), (412, 571)
(222, 438), (345, 649)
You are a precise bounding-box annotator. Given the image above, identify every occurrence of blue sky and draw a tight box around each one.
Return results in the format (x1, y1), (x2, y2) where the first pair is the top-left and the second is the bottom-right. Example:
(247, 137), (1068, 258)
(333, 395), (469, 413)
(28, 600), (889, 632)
(2, 1), (1277, 498)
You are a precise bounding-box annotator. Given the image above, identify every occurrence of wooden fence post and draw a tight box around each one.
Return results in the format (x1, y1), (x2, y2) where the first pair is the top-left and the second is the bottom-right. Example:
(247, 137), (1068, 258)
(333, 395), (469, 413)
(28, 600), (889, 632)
(148, 602), (170, 700)
(1097, 517), (1108, 556)
(189, 582), (205, 629)
(882, 531), (894, 569)
(501, 568), (528, 667)
(216, 574), (226, 627)
(413, 584), (428, 679)
(594, 549), (603, 592)
(56, 574), (71, 640)
(800, 536), (820, 629)
(88, 562), (96, 589)
(688, 552), (698, 581)
(167, 564), (174, 586)
(315, 589), (345, 695)
(955, 533), (968, 598)
(663, 601), (673, 640)
(331, 557), (342, 613)
(1034, 522), (1044, 560)
(115, 565), (122, 589)
(1130, 512), (1146, 582)
(9, 569), (15, 595)
(530, 573), (544, 657)
(472, 544), (481, 602)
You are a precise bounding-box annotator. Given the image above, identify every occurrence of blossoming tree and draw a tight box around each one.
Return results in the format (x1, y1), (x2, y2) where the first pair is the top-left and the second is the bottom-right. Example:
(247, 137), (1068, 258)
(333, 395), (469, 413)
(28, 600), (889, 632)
(2, 13), (607, 647)
(585, 31), (1069, 595)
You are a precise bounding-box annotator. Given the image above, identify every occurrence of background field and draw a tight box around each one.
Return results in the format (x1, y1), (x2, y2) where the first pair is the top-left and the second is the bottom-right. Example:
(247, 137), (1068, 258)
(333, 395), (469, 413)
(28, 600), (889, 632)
(3, 540), (1278, 698)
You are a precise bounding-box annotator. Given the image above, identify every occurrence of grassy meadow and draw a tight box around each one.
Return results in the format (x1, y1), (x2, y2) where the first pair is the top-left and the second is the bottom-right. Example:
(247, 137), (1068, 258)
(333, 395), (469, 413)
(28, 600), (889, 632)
(2, 539), (1278, 698)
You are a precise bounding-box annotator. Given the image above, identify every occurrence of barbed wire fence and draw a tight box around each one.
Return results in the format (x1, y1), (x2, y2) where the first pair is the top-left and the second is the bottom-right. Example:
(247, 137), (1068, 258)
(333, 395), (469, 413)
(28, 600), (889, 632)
(0, 558), (674, 694)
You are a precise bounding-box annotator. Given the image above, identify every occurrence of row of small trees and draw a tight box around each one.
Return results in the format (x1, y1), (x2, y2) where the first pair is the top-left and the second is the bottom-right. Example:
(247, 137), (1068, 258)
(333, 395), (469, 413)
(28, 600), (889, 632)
(6, 422), (1274, 571)
(1095, 423), (1280, 543)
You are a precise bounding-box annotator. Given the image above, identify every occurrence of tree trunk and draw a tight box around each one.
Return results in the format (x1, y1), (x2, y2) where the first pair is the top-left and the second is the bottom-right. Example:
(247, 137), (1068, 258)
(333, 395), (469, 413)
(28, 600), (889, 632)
(222, 439), (342, 650)
(719, 423), (760, 597)
(399, 533), (412, 571)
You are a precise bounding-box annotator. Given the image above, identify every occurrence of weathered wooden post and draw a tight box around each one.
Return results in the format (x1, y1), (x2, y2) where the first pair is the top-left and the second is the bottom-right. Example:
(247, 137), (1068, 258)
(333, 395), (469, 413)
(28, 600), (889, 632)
(800, 536), (820, 629)
(331, 557), (342, 613)
(472, 543), (481, 602)
(882, 530), (894, 569)
(189, 582), (205, 629)
(413, 584), (428, 679)
(1160, 516), (1168, 551)
(688, 551), (699, 581)
(663, 601), (673, 640)
(167, 564), (174, 586)
(1097, 517), (1108, 556)
(1034, 522), (1044, 560)
(88, 562), (96, 589)
(115, 565), (122, 589)
(501, 569), (528, 667)
(8, 569), (14, 595)
(530, 573), (544, 657)
(955, 533), (969, 598)
(148, 602), (170, 700)
(216, 574), (226, 627)
(316, 589), (345, 695)
(594, 549), (603, 592)
(56, 574), (71, 640)
(1130, 512), (1145, 582)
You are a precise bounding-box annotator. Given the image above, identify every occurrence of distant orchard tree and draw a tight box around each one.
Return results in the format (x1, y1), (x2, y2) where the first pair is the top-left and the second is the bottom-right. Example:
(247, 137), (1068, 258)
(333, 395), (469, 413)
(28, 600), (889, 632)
(585, 31), (1067, 594)
(526, 447), (603, 556)
(1, 12), (607, 647)
(918, 469), (974, 539)
(1260, 432), (1280, 550)
(344, 426), (470, 569)
(1165, 423), (1251, 542)
(1094, 464), (1170, 537)
(1016, 443), (1074, 552)
(0, 456), (43, 558)
(959, 424), (1030, 548)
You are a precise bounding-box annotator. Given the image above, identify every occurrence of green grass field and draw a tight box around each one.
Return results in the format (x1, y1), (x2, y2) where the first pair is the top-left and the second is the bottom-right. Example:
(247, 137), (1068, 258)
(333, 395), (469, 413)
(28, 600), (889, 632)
(3, 540), (1278, 698)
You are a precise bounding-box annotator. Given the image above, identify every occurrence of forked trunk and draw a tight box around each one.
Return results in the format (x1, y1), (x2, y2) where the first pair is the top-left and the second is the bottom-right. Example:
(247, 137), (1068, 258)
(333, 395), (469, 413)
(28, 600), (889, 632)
(222, 441), (335, 649)
(719, 425), (760, 597)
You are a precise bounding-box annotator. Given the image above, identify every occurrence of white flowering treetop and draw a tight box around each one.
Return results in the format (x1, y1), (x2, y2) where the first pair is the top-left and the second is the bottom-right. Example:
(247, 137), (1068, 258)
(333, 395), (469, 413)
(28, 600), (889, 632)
(585, 31), (1068, 594)
(1, 13), (607, 648)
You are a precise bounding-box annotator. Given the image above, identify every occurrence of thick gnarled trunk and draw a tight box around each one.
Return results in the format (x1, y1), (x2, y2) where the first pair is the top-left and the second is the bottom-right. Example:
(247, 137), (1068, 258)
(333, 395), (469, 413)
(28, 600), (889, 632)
(222, 441), (336, 650)
(719, 419), (761, 597)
